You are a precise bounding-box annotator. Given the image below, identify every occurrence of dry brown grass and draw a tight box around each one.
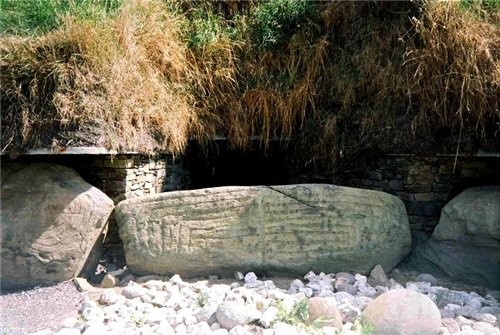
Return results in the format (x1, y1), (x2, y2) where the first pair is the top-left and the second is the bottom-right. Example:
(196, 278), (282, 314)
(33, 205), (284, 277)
(295, 0), (499, 169)
(1, 0), (498, 169)
(1, 0), (199, 155)
(404, 1), (500, 136)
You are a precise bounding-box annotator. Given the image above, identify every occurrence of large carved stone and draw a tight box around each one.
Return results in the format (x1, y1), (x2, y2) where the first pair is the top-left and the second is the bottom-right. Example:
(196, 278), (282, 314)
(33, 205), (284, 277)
(1, 163), (114, 290)
(116, 184), (411, 277)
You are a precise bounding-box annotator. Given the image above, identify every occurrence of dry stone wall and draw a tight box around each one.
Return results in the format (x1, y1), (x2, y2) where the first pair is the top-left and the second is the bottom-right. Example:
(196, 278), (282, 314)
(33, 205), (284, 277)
(331, 155), (500, 232)
(0, 153), (190, 205)
(84, 154), (190, 204)
(2, 151), (497, 239)
(79, 154), (190, 259)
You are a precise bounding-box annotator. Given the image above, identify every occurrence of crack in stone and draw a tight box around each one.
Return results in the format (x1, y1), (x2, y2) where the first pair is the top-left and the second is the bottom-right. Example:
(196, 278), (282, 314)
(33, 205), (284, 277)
(267, 186), (319, 211)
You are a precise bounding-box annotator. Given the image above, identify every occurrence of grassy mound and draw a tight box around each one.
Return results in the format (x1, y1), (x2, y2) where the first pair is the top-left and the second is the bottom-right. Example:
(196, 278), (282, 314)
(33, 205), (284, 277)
(1, 0), (200, 155)
(1, 0), (498, 168)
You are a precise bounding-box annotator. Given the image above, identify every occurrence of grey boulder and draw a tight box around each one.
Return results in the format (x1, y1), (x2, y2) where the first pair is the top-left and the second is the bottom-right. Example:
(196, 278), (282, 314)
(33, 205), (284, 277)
(215, 301), (261, 330)
(408, 186), (500, 289)
(1, 163), (114, 290)
(116, 184), (411, 277)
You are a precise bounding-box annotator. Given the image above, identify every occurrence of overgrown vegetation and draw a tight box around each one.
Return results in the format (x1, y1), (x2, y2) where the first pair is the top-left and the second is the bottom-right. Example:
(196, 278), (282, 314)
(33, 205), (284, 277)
(273, 298), (333, 333)
(1, 0), (197, 154)
(1, 0), (498, 169)
(0, 0), (123, 35)
(249, 0), (317, 50)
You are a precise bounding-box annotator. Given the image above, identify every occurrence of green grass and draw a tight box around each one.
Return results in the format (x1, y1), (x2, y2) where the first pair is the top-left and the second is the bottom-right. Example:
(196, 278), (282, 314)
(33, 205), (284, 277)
(184, 7), (230, 50)
(273, 298), (336, 334)
(0, 0), (123, 36)
(274, 298), (309, 326)
(250, 0), (317, 50)
(0, 0), (63, 35)
(459, 0), (500, 21)
(460, 0), (500, 11)
(354, 316), (375, 335)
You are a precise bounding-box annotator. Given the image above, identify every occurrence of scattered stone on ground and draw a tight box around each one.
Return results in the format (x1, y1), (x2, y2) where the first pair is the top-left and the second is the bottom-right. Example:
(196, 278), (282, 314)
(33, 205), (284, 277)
(0, 281), (83, 335)
(17, 265), (500, 335)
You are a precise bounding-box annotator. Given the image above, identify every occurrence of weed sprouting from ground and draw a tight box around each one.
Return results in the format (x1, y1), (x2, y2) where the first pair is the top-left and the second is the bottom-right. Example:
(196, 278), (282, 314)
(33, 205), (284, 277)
(353, 316), (375, 335)
(274, 298), (309, 326)
(273, 298), (335, 333)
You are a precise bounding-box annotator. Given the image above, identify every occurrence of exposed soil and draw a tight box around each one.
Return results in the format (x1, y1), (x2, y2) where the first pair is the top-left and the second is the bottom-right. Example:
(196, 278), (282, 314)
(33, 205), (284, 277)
(0, 281), (84, 335)
(0, 270), (298, 335)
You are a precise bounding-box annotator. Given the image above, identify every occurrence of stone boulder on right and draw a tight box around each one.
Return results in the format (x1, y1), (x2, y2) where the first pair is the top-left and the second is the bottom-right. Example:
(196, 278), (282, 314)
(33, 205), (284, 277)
(362, 289), (441, 335)
(408, 186), (500, 289)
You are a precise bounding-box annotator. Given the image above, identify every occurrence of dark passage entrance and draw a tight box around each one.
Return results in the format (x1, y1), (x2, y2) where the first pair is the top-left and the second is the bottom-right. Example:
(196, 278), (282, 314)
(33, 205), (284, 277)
(186, 140), (294, 188)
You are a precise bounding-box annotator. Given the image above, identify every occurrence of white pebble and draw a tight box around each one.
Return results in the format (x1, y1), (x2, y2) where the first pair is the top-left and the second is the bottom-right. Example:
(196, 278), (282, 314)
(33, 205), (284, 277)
(211, 322), (222, 331)
(260, 306), (278, 328)
(82, 322), (107, 335)
(53, 329), (81, 335)
(81, 307), (104, 323)
(228, 325), (248, 335)
(122, 282), (148, 299)
(63, 271), (500, 335)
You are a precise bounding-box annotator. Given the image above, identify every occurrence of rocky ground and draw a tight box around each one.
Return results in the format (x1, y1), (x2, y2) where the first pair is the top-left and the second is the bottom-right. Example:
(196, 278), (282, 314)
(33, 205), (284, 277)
(1, 267), (499, 335)
(0, 281), (83, 335)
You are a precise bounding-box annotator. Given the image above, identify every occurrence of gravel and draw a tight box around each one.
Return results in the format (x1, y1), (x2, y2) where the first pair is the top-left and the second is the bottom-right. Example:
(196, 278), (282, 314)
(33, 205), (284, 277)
(1, 272), (499, 335)
(0, 281), (84, 335)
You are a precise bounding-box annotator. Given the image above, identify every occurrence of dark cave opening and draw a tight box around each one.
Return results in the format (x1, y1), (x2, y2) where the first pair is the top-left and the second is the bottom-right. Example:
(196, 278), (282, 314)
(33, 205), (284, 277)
(186, 140), (296, 189)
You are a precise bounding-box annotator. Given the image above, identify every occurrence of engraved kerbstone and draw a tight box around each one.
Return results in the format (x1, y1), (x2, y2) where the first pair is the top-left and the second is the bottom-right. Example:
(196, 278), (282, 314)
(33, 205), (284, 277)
(116, 184), (411, 277)
(1, 163), (114, 290)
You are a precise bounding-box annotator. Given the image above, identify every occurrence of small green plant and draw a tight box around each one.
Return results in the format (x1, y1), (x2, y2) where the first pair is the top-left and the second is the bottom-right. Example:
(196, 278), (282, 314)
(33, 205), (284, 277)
(274, 298), (309, 326)
(66, 0), (123, 22)
(459, 0), (500, 13)
(291, 298), (309, 324)
(197, 291), (208, 307)
(353, 316), (375, 335)
(183, 7), (230, 50)
(249, 0), (317, 49)
(272, 298), (334, 334)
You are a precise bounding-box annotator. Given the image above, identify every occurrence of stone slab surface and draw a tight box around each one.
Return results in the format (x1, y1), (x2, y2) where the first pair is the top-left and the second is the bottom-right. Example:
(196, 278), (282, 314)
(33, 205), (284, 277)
(1, 163), (114, 290)
(116, 184), (411, 277)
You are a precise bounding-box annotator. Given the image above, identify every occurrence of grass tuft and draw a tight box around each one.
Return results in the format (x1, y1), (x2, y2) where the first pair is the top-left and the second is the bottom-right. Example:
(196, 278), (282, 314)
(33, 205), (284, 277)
(404, 1), (500, 139)
(1, 0), (498, 170)
(1, 0), (199, 154)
